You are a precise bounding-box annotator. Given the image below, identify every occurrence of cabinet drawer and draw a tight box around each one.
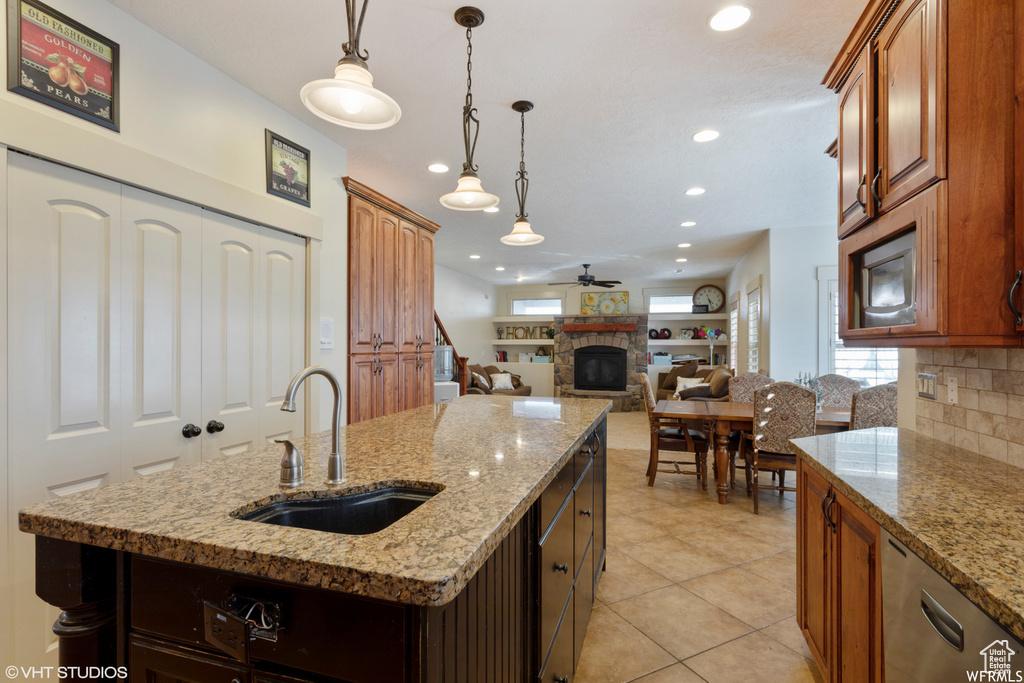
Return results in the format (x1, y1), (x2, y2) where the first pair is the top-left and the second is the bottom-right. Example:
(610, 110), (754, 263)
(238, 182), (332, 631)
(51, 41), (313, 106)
(574, 461), (594, 577)
(573, 433), (595, 484)
(538, 593), (574, 683)
(541, 459), (575, 533)
(129, 634), (251, 683)
(539, 498), (575, 652)
(574, 537), (594, 667)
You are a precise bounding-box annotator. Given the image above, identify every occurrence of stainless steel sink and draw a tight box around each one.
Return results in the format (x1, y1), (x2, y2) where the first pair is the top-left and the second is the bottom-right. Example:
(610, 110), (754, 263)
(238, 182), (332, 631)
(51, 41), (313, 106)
(238, 487), (440, 535)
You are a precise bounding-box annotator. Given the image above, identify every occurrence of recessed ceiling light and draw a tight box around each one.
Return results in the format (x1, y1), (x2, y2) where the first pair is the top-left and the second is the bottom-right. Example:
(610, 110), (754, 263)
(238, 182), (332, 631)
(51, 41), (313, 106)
(681, 221), (697, 227)
(692, 130), (720, 142)
(495, 266), (505, 271)
(469, 254), (481, 259)
(676, 258), (688, 262)
(678, 243), (691, 248)
(483, 206), (500, 213)
(686, 187), (706, 196)
(709, 6), (751, 31)
(427, 163), (449, 173)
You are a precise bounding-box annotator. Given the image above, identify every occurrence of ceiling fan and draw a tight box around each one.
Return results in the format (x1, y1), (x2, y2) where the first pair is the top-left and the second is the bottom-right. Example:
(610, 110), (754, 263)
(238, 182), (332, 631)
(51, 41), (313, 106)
(548, 264), (622, 288)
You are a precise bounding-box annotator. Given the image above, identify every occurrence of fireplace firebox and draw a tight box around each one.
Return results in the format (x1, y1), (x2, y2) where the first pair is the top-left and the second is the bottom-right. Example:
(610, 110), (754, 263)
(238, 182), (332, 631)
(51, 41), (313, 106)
(574, 346), (627, 391)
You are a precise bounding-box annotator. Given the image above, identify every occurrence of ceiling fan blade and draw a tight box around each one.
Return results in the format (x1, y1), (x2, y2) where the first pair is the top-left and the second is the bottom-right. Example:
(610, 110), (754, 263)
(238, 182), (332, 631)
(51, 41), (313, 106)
(547, 281), (581, 286)
(593, 282), (616, 288)
(596, 280), (621, 285)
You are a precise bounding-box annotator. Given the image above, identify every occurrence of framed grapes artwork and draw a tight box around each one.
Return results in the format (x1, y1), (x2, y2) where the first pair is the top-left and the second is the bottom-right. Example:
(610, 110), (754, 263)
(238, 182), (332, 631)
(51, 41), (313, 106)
(265, 129), (310, 206)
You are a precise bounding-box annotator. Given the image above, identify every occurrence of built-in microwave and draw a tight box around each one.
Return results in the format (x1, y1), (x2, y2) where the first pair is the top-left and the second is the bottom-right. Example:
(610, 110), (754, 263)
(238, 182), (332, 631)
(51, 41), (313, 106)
(858, 230), (916, 328)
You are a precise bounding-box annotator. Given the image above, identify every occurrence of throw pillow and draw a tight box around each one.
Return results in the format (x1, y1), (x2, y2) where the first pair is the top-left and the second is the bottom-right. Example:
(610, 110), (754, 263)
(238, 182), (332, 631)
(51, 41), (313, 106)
(673, 377), (709, 399)
(678, 385), (712, 400)
(490, 373), (514, 391)
(659, 360), (699, 390)
(467, 364), (492, 393)
(708, 368), (732, 398)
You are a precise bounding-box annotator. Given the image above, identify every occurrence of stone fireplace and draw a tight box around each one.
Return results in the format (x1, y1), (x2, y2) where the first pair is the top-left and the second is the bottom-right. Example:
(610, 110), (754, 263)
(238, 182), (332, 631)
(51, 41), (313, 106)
(553, 314), (648, 412)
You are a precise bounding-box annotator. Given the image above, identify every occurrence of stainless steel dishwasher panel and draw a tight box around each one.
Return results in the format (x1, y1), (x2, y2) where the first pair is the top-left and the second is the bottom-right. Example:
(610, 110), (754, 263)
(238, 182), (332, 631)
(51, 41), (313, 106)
(882, 529), (1024, 682)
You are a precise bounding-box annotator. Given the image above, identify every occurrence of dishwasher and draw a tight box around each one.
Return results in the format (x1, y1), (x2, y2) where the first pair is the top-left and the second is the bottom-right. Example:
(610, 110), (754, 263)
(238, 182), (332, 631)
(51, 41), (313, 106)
(882, 528), (1024, 681)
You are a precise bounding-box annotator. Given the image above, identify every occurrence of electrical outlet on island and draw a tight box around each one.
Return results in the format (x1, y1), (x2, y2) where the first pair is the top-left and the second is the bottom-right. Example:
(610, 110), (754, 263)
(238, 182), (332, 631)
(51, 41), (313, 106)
(946, 377), (958, 405)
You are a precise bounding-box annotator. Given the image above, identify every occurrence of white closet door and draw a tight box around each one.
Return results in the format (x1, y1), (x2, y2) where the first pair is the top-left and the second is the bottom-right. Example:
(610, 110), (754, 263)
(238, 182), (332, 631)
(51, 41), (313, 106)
(201, 211), (263, 460)
(258, 227), (305, 445)
(120, 187), (203, 479)
(7, 153), (123, 667)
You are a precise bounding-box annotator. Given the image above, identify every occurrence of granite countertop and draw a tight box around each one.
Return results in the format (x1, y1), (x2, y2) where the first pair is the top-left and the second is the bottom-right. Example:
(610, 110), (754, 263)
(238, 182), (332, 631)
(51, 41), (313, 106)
(19, 395), (610, 607)
(791, 427), (1024, 641)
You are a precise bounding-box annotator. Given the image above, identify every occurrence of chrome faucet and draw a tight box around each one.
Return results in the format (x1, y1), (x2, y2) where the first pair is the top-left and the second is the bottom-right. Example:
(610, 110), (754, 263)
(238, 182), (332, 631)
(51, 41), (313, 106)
(281, 366), (345, 486)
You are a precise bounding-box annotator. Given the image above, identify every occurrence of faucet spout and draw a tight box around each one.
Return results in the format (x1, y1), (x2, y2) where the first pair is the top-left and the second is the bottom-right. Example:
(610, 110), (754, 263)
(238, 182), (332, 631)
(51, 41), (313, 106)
(281, 366), (345, 485)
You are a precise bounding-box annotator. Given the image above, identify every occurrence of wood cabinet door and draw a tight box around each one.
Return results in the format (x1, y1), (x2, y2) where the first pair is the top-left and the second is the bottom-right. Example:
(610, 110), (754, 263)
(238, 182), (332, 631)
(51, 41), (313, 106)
(418, 227), (435, 352)
(397, 353), (420, 412)
(418, 351), (434, 407)
(397, 221), (419, 355)
(832, 490), (883, 683)
(347, 195), (378, 354)
(876, 0), (943, 212)
(128, 635), (251, 683)
(376, 211), (400, 355)
(838, 46), (875, 238)
(348, 355), (379, 424)
(797, 462), (831, 679)
(378, 354), (401, 417)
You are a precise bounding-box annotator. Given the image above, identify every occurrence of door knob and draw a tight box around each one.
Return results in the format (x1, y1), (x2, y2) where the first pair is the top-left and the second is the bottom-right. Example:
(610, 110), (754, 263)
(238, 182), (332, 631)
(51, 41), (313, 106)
(206, 420), (225, 434)
(182, 424), (202, 438)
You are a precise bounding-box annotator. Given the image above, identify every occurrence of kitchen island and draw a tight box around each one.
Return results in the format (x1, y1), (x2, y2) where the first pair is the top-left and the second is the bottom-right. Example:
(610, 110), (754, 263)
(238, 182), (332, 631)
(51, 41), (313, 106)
(20, 395), (610, 682)
(791, 427), (1024, 681)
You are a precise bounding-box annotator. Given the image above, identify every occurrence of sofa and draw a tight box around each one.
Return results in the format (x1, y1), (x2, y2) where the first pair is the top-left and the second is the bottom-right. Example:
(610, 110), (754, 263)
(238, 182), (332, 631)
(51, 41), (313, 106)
(655, 362), (734, 402)
(465, 364), (533, 396)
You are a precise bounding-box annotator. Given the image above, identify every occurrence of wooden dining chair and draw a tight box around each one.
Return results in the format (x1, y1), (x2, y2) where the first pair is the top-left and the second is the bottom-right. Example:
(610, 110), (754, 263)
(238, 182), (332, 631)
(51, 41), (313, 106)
(641, 374), (709, 488)
(817, 373), (862, 408)
(850, 382), (898, 430)
(726, 372), (774, 489)
(746, 381), (816, 514)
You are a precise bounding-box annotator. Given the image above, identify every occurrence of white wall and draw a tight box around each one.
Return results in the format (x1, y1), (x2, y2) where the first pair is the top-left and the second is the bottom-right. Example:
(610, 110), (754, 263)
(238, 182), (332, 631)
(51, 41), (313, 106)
(0, 0), (349, 430)
(768, 225), (838, 382)
(727, 231), (770, 375)
(495, 277), (728, 317)
(434, 264), (497, 366)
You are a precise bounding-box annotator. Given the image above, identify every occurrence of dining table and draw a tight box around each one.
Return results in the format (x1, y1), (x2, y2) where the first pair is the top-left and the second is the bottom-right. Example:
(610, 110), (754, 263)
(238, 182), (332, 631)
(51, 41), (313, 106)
(653, 399), (852, 504)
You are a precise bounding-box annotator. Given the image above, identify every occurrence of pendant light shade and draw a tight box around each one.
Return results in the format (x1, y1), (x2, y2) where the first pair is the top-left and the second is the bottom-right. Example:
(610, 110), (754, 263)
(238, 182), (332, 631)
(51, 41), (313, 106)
(501, 100), (544, 246)
(300, 1), (401, 130)
(500, 219), (544, 245)
(440, 7), (499, 212)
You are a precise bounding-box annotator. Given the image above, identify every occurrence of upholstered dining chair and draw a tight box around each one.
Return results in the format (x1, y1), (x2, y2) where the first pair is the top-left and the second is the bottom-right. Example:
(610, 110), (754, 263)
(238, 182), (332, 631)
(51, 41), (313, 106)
(817, 373), (862, 408)
(725, 372), (774, 489)
(641, 373), (709, 488)
(850, 382), (898, 430)
(746, 381), (816, 514)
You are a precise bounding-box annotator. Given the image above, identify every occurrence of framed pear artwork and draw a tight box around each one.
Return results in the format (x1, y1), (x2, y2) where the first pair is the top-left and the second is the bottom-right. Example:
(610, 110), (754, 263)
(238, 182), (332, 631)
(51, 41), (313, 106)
(6, 0), (120, 131)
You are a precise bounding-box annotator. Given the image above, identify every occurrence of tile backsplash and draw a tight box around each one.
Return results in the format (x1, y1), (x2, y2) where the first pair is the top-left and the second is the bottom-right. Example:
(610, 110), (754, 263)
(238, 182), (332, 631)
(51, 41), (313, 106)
(915, 348), (1024, 469)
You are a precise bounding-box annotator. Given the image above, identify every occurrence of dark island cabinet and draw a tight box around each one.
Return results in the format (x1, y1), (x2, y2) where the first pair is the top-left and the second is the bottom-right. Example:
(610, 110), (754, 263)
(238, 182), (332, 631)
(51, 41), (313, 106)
(33, 420), (607, 683)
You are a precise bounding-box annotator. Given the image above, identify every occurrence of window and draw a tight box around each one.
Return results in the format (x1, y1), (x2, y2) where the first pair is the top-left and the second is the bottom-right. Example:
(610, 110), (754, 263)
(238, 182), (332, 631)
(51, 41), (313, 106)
(511, 298), (562, 315)
(829, 280), (898, 386)
(747, 284), (760, 373)
(729, 296), (739, 372)
(648, 294), (693, 313)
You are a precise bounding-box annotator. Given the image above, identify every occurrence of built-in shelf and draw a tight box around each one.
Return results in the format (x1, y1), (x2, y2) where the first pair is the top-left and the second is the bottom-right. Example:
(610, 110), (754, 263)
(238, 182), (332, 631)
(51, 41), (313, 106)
(648, 339), (727, 347)
(492, 339), (554, 346)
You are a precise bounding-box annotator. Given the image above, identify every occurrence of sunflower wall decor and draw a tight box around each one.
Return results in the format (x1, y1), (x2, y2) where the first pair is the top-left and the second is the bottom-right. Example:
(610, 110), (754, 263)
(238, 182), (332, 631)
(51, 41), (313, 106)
(580, 291), (629, 315)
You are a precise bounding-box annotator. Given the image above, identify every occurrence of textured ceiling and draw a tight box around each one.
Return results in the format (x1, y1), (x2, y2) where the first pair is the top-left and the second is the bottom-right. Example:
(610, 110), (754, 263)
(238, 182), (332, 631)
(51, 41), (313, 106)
(106, 0), (863, 285)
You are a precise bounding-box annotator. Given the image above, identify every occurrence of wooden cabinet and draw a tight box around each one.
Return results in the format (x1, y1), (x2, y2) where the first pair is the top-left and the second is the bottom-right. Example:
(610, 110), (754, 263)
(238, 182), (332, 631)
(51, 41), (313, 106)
(797, 460), (883, 682)
(344, 179), (439, 422)
(128, 635), (251, 683)
(827, 0), (1019, 347)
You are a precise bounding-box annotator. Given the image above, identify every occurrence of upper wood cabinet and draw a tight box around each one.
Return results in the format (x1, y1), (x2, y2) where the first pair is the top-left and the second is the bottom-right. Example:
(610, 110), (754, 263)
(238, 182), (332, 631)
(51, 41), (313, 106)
(344, 178), (439, 422)
(827, 0), (1019, 347)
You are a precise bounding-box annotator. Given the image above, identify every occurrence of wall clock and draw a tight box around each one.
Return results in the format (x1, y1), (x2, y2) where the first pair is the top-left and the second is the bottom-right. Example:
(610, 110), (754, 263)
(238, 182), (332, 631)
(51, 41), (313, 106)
(693, 284), (726, 313)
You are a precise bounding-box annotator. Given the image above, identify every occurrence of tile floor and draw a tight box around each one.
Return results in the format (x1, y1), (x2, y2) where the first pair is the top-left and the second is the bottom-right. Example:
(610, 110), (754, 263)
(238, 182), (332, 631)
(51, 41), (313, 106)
(574, 439), (823, 683)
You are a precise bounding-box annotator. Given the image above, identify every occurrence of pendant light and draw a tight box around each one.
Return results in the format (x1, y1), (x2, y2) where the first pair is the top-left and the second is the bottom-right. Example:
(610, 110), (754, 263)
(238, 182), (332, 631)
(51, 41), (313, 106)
(300, 0), (401, 130)
(501, 101), (544, 246)
(439, 7), (500, 211)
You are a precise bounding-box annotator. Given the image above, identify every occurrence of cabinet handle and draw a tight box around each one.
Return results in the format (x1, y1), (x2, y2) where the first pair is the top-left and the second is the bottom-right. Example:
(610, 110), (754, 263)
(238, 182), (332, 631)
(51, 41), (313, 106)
(1008, 270), (1023, 326)
(554, 676), (569, 683)
(870, 168), (882, 210)
(824, 491), (837, 534)
(181, 424), (201, 438)
(819, 486), (830, 519)
(554, 562), (569, 574)
(206, 420), (225, 434)
(580, 509), (592, 517)
(855, 175), (867, 213)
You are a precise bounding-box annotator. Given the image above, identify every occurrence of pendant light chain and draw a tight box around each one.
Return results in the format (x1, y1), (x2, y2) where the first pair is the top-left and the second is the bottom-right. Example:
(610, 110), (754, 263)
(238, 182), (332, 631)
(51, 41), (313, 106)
(341, 0), (370, 66)
(461, 26), (480, 173)
(515, 110), (529, 220)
